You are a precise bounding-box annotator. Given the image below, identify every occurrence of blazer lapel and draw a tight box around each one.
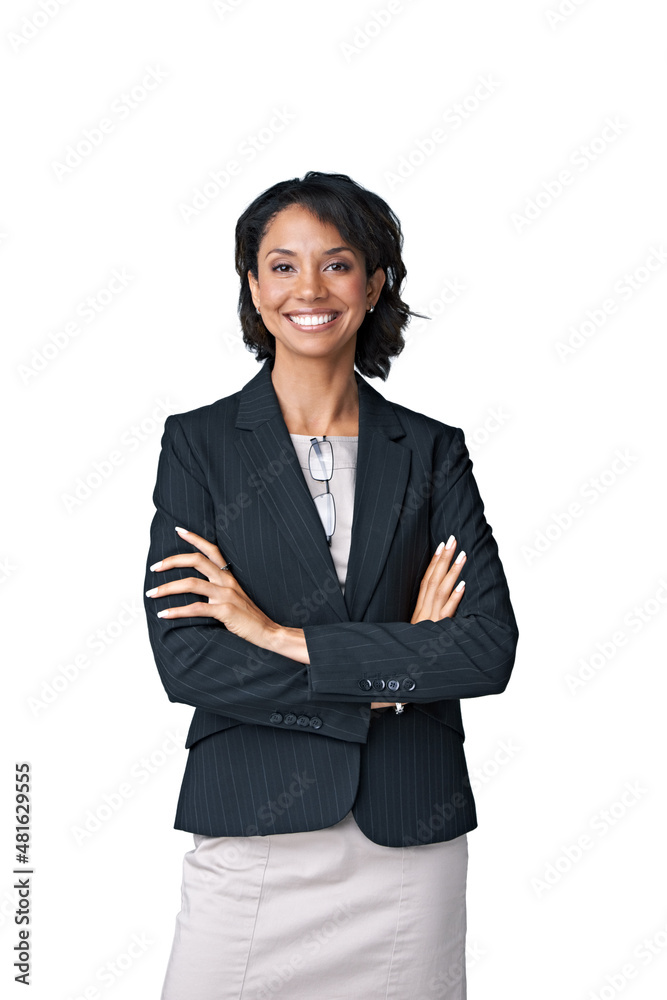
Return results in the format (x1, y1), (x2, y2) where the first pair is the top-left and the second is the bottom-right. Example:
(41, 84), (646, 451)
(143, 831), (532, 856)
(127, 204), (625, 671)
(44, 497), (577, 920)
(235, 362), (348, 621)
(234, 360), (411, 624)
(343, 381), (411, 622)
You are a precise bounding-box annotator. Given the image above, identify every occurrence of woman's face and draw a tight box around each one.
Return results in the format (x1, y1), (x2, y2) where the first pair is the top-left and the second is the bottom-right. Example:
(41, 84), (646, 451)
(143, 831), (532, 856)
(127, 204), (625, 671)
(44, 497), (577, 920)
(248, 203), (385, 367)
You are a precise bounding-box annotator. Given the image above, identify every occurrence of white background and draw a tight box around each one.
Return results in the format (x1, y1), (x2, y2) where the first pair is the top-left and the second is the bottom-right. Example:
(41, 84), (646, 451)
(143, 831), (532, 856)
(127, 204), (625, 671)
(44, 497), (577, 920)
(2, 0), (666, 997)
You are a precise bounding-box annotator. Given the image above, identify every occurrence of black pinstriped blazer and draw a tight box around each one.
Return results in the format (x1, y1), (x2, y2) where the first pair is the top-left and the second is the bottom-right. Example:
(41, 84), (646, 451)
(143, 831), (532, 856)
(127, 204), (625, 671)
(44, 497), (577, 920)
(143, 358), (519, 847)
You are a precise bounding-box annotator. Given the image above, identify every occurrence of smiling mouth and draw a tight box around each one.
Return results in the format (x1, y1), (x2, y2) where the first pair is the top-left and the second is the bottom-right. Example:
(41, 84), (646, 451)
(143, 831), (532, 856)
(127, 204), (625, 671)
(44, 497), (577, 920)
(285, 312), (340, 329)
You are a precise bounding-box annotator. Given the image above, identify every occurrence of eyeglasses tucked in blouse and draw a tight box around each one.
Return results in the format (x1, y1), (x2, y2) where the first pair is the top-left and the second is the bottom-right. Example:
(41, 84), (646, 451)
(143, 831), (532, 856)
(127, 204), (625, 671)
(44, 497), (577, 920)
(308, 436), (335, 545)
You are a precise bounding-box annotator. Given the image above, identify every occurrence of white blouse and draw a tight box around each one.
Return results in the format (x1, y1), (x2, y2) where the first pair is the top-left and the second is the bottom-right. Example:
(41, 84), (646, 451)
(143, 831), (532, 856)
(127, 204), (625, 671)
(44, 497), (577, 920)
(288, 434), (358, 596)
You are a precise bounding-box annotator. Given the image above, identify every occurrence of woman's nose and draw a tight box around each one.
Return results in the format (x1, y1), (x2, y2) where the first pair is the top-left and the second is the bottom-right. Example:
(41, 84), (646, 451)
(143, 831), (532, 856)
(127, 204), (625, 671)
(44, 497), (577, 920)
(294, 264), (326, 300)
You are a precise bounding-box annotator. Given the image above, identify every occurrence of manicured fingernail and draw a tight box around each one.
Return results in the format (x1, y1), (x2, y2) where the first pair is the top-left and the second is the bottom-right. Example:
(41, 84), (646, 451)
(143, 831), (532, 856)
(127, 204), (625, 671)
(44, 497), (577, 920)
(435, 541), (445, 555)
(454, 550), (466, 564)
(175, 526), (189, 535)
(445, 535), (455, 549)
(146, 588), (158, 597)
(157, 610), (170, 617)
(150, 561), (163, 571)
(455, 580), (465, 592)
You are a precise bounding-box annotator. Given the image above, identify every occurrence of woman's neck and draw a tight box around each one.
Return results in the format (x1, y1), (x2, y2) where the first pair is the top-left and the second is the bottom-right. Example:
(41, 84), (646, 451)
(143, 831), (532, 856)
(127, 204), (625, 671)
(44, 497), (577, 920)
(270, 358), (359, 437)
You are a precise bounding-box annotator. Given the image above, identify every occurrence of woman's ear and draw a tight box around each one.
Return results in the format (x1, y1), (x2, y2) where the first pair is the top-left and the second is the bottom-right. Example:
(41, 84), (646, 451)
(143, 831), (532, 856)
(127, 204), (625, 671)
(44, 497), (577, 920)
(367, 266), (386, 309)
(247, 269), (260, 310)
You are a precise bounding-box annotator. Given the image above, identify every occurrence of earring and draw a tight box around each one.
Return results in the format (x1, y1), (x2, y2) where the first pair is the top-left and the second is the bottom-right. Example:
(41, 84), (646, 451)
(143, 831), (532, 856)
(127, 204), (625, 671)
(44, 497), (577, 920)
(256, 307), (261, 314)
(368, 305), (374, 314)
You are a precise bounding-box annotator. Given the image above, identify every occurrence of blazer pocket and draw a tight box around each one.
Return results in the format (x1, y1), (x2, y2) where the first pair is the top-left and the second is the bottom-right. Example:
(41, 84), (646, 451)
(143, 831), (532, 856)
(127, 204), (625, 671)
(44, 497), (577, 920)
(185, 709), (243, 749)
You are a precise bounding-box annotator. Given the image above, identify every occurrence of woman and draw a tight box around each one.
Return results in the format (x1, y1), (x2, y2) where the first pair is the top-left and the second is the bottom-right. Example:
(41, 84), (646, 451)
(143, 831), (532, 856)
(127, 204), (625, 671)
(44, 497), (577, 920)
(143, 171), (519, 999)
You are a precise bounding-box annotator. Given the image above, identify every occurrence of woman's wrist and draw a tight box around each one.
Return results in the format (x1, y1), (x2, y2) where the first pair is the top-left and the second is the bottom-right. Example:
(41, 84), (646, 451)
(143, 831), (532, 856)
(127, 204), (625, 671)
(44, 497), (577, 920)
(264, 624), (310, 664)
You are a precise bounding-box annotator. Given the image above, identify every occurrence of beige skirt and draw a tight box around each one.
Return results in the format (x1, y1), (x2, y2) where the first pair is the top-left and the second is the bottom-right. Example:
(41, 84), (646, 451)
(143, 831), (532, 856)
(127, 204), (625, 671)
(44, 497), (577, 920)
(161, 808), (468, 1000)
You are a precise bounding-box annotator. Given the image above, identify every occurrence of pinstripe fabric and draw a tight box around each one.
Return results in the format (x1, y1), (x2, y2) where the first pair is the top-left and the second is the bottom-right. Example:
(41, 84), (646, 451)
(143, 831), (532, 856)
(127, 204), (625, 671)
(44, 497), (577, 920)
(143, 358), (519, 847)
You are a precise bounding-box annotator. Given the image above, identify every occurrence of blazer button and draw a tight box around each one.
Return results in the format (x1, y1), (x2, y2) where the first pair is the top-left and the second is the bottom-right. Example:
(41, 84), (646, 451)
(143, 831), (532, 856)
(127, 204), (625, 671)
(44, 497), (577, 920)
(270, 712), (283, 724)
(387, 679), (400, 692)
(358, 679), (373, 691)
(309, 717), (323, 729)
(401, 677), (416, 692)
(372, 678), (386, 691)
(283, 713), (297, 725)
(296, 715), (310, 727)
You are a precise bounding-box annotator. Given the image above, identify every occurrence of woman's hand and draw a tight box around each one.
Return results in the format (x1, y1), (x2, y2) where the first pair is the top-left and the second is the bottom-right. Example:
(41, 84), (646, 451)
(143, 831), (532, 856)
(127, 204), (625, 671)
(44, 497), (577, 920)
(148, 528), (466, 709)
(370, 535), (466, 709)
(411, 534), (466, 624)
(146, 526), (280, 649)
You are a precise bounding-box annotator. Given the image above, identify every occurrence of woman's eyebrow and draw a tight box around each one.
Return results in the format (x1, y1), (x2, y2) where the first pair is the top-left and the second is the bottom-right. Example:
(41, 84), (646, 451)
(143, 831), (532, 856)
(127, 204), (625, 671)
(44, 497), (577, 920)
(264, 246), (356, 259)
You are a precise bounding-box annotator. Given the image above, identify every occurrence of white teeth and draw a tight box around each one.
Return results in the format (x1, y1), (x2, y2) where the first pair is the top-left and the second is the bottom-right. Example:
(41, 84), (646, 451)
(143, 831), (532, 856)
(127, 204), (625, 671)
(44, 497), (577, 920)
(288, 313), (337, 327)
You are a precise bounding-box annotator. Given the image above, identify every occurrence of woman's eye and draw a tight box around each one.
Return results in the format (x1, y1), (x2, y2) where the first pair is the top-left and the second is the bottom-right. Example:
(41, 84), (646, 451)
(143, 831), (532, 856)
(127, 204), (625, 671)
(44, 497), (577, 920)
(270, 261), (351, 273)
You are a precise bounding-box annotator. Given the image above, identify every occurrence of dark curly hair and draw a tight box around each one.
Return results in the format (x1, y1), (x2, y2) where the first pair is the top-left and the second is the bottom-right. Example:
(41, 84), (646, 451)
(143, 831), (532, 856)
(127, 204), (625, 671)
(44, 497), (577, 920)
(234, 171), (427, 380)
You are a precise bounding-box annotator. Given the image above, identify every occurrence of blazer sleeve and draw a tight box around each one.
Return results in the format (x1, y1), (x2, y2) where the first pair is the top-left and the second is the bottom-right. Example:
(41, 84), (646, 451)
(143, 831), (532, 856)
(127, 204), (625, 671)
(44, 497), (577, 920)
(303, 426), (519, 702)
(143, 415), (369, 744)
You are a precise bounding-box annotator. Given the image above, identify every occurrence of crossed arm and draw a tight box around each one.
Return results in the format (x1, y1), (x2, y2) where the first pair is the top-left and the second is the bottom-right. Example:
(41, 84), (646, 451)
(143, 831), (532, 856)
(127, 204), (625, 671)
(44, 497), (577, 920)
(147, 524), (468, 706)
(143, 416), (518, 738)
